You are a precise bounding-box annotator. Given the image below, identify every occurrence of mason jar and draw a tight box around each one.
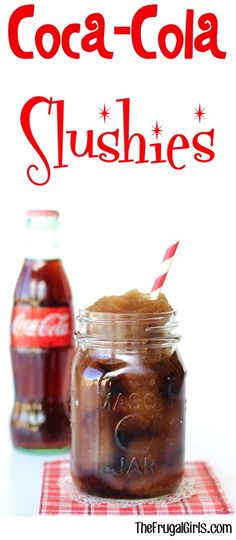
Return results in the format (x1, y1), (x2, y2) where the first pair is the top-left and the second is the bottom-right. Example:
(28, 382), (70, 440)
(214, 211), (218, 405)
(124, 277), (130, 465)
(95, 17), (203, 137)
(71, 308), (186, 500)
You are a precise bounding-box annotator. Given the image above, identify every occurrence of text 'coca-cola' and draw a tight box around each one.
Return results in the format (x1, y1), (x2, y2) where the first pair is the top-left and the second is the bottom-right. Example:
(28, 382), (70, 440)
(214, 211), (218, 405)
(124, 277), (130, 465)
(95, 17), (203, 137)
(8, 4), (226, 61)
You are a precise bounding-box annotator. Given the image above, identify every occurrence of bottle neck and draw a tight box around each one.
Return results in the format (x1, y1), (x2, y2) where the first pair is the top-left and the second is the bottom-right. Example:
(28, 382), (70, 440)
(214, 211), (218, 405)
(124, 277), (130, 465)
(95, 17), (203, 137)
(25, 216), (61, 261)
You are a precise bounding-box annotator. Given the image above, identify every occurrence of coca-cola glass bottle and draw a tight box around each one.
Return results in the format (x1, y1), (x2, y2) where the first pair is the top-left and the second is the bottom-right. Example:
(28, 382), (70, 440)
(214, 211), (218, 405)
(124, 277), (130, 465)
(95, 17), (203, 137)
(10, 210), (74, 451)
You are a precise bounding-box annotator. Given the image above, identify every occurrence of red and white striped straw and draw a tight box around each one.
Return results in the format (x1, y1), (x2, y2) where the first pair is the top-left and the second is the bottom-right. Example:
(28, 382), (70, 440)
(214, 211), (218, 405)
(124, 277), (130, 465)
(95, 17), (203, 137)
(151, 241), (179, 299)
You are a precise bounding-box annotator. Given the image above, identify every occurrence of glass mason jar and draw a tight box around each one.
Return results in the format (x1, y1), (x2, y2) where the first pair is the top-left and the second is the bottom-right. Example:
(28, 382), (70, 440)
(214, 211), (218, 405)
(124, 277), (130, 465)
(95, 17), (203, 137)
(71, 308), (186, 500)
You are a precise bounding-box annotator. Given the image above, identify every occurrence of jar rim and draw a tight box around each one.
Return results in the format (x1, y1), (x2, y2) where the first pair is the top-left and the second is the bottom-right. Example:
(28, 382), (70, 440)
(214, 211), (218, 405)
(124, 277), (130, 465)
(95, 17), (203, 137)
(77, 308), (176, 322)
(75, 309), (181, 347)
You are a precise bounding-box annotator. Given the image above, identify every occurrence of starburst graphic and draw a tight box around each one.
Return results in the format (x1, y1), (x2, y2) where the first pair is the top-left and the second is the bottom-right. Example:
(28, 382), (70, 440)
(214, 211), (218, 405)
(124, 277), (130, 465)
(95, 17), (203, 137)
(194, 104), (206, 123)
(99, 104), (111, 123)
(151, 121), (163, 140)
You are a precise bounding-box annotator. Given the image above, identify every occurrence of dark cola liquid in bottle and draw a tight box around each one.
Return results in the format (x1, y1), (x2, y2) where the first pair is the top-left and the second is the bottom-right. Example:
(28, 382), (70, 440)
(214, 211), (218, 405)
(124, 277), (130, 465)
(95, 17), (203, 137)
(10, 210), (74, 451)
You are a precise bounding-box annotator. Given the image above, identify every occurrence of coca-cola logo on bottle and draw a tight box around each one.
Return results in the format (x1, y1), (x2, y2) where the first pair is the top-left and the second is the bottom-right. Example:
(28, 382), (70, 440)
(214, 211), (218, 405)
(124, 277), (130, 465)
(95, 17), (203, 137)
(11, 306), (73, 348)
(13, 312), (70, 337)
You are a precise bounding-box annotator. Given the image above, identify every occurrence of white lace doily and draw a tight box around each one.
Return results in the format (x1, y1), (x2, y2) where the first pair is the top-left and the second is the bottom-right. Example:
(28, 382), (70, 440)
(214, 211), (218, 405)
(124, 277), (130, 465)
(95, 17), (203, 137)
(59, 476), (196, 507)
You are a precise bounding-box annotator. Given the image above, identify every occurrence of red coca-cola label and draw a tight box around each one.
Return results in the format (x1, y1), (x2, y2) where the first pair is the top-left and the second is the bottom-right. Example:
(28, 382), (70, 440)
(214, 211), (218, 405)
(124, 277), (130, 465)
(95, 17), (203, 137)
(11, 306), (73, 348)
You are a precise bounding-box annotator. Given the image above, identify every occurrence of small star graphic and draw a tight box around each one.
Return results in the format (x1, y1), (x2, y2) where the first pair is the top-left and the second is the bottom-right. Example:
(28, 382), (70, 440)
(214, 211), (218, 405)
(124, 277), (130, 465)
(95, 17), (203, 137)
(194, 104), (206, 123)
(99, 104), (111, 123)
(151, 121), (163, 140)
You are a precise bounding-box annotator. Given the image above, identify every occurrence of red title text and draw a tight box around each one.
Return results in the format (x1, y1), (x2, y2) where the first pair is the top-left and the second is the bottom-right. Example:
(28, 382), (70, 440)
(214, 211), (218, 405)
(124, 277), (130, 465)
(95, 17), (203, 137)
(8, 4), (226, 60)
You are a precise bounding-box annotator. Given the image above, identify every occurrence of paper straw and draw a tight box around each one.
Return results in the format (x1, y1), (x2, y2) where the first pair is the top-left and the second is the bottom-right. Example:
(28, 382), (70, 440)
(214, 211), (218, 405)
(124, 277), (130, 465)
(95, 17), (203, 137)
(151, 241), (179, 299)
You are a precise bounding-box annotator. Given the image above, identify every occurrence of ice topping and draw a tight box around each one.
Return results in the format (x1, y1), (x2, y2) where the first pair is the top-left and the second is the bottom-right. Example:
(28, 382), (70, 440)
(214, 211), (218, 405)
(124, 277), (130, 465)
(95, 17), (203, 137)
(88, 289), (173, 314)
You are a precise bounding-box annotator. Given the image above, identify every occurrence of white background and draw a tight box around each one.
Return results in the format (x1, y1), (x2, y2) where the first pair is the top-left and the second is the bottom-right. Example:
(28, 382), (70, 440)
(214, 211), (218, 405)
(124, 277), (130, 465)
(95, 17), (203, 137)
(0, 0), (235, 527)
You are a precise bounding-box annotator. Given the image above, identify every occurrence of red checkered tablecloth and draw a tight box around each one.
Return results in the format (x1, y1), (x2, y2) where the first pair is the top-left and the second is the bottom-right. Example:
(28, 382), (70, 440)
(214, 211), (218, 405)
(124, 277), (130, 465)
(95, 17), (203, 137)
(39, 461), (233, 515)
